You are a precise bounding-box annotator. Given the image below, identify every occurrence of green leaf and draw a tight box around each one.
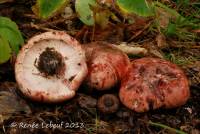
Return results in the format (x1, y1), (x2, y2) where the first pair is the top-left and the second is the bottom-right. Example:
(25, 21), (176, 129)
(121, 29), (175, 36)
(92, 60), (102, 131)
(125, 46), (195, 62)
(117, 0), (153, 17)
(0, 17), (24, 53)
(0, 35), (11, 64)
(75, 0), (96, 26)
(165, 22), (177, 36)
(33, 0), (69, 19)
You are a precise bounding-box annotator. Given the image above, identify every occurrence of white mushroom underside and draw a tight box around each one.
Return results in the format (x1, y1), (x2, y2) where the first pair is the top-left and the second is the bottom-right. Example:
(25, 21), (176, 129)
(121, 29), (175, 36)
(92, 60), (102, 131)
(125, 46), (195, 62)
(17, 40), (85, 101)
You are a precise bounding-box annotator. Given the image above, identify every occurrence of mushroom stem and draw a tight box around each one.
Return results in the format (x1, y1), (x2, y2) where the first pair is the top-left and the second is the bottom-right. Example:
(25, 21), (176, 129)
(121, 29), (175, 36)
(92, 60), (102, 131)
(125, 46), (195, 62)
(37, 47), (65, 76)
(115, 43), (148, 55)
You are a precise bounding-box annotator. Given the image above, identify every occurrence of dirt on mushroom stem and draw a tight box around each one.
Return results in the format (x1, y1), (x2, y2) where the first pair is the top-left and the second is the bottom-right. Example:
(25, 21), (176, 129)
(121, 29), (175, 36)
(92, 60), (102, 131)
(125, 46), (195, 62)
(36, 47), (66, 77)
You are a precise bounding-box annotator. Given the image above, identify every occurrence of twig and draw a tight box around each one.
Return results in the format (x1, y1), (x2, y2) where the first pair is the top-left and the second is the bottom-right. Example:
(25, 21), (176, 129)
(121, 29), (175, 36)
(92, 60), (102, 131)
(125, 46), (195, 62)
(23, 14), (38, 19)
(39, 19), (66, 27)
(127, 21), (153, 42)
(0, 115), (6, 133)
(38, 15), (77, 27)
(0, 0), (13, 4)
(21, 15), (77, 29)
(30, 23), (58, 32)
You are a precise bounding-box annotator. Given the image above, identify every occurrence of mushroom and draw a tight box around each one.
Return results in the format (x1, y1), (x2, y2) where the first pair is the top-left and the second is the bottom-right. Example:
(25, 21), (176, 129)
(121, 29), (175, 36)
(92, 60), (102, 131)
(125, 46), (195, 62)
(119, 58), (190, 112)
(84, 41), (131, 90)
(97, 94), (120, 114)
(15, 31), (88, 102)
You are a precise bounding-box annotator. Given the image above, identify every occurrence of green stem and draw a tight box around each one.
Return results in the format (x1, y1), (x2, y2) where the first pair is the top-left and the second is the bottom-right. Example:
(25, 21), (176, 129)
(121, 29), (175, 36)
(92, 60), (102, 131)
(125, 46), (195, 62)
(149, 121), (187, 134)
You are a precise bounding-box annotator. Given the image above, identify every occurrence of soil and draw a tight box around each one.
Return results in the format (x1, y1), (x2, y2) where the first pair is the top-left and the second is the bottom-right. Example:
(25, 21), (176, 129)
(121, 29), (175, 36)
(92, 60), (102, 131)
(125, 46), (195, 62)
(37, 47), (65, 76)
(0, 0), (200, 134)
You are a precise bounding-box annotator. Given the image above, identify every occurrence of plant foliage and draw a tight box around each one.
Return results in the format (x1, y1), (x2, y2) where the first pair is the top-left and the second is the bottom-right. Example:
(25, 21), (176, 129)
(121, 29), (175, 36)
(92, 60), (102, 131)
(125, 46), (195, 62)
(0, 35), (11, 64)
(116, 0), (153, 17)
(32, 0), (69, 19)
(154, 2), (199, 41)
(75, 0), (96, 26)
(0, 17), (24, 64)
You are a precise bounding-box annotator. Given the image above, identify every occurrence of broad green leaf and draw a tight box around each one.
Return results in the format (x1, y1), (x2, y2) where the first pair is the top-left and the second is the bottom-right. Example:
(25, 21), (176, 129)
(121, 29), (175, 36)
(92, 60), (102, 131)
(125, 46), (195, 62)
(33, 0), (69, 19)
(75, 0), (96, 26)
(0, 17), (24, 53)
(0, 35), (11, 64)
(117, 0), (153, 17)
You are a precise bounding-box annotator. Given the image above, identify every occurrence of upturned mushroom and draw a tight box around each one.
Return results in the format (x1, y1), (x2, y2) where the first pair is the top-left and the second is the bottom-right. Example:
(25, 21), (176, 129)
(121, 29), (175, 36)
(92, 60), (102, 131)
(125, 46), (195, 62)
(97, 94), (120, 114)
(119, 58), (190, 112)
(15, 31), (88, 102)
(84, 42), (131, 90)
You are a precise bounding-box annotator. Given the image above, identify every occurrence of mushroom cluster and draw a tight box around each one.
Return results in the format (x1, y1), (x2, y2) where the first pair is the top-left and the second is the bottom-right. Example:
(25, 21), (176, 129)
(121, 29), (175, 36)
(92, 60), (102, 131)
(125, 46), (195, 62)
(15, 31), (190, 112)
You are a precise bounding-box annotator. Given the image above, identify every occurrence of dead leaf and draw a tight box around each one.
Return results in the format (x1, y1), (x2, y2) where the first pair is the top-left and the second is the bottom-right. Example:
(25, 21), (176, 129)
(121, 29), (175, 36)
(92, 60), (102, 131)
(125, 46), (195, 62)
(185, 61), (200, 85)
(124, 17), (151, 41)
(92, 24), (124, 43)
(0, 0), (13, 4)
(156, 7), (175, 28)
(147, 43), (164, 58)
(0, 82), (31, 123)
(156, 33), (168, 49)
